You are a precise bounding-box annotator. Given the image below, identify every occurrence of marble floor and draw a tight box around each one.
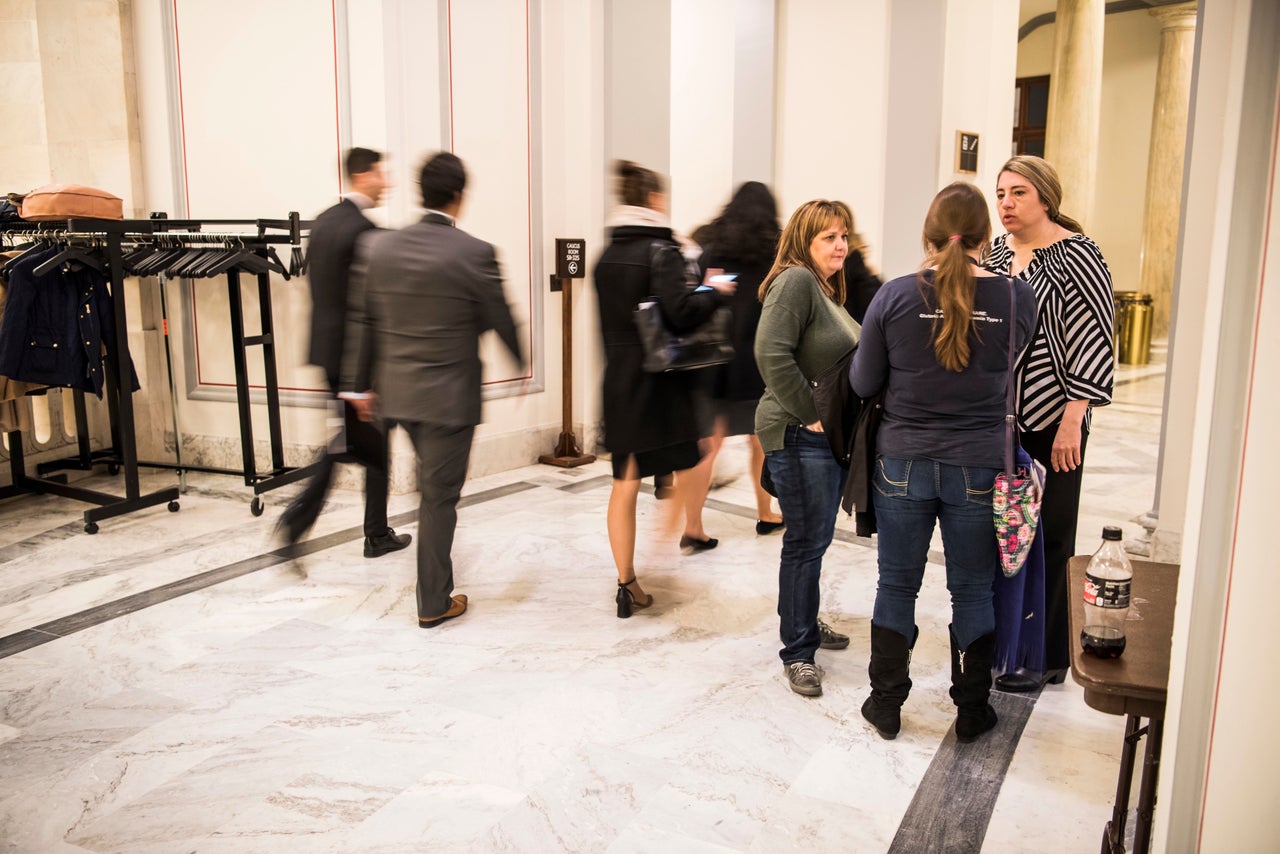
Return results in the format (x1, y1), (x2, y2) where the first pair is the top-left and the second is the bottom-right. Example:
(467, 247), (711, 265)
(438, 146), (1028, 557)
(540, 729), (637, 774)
(0, 353), (1167, 853)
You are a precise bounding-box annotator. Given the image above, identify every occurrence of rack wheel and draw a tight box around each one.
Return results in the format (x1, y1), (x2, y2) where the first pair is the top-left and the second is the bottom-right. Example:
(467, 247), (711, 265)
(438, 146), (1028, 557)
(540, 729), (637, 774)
(84, 521), (99, 534)
(250, 496), (265, 517)
(168, 501), (180, 512)
(107, 464), (120, 476)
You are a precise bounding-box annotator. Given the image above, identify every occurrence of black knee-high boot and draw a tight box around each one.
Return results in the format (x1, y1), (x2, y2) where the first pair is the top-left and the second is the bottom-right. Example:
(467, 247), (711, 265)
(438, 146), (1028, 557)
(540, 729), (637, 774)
(861, 623), (918, 740)
(950, 626), (998, 743)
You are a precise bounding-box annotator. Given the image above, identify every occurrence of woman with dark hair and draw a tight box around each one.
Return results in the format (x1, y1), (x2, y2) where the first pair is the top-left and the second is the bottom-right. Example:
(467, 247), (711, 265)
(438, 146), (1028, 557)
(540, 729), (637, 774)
(841, 216), (883, 325)
(756, 199), (861, 698)
(986, 155), (1115, 692)
(593, 160), (736, 618)
(689, 181), (785, 535)
(850, 182), (1036, 741)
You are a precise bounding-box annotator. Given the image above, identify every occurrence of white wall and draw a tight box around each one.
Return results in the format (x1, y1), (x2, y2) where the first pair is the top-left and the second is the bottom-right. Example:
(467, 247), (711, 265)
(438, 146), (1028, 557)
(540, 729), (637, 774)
(605, 0), (671, 176)
(668, 0), (778, 239)
(1016, 9), (1162, 296)
(879, 0), (1020, 280)
(774, 0), (889, 266)
(0, 2), (52, 191)
(130, 0), (558, 479)
(1155, 0), (1280, 848)
(1094, 12), (1162, 295)
(937, 0), (1019, 227)
(732, 0), (777, 188)
(133, 0), (354, 461)
(539, 0), (607, 454)
(881, 0), (944, 278)
(775, 0), (1016, 281)
(670, 0), (737, 237)
(1198, 135), (1280, 844)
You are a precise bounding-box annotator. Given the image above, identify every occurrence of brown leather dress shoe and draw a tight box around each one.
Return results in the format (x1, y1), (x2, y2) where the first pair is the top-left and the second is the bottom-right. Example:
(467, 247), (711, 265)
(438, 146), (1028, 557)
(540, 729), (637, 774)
(419, 594), (467, 628)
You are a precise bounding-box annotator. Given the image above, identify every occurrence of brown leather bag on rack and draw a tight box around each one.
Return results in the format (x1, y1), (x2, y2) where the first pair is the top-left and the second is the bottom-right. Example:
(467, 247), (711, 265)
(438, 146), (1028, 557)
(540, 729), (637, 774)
(18, 184), (123, 221)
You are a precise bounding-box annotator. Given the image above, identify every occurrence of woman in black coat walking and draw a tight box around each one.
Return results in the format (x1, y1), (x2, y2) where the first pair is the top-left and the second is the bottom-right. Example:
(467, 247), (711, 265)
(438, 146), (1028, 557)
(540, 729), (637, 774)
(594, 161), (736, 617)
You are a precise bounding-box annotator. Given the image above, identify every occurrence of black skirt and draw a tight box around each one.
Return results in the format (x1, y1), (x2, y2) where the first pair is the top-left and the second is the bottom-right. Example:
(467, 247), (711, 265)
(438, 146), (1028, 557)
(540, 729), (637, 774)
(611, 441), (702, 480)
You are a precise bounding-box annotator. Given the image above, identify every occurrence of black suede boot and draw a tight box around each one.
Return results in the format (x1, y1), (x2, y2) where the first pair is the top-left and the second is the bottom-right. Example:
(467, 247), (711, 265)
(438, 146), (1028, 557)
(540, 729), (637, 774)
(860, 623), (918, 740)
(950, 626), (998, 743)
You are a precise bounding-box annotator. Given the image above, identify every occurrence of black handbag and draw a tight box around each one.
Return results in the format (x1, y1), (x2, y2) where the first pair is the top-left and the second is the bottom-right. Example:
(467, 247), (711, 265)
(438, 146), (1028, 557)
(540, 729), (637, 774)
(634, 301), (733, 372)
(634, 241), (734, 372)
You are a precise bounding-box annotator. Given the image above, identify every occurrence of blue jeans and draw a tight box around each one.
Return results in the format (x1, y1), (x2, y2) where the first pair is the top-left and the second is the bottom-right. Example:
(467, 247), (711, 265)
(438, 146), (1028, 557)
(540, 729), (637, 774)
(871, 456), (1001, 649)
(767, 425), (846, 664)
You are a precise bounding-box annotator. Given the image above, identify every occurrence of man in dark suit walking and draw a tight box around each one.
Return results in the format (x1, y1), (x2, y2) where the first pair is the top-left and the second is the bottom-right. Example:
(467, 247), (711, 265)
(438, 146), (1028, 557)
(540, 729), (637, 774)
(341, 151), (524, 628)
(280, 147), (411, 558)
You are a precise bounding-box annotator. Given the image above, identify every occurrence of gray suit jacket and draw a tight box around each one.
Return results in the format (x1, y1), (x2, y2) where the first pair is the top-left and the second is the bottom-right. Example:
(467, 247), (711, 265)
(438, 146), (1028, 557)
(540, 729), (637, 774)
(340, 213), (524, 427)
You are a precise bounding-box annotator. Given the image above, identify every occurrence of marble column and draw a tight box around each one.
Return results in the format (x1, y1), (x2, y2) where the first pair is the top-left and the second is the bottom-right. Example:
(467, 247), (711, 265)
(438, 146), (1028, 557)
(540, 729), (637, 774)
(1138, 2), (1198, 340)
(1044, 0), (1105, 231)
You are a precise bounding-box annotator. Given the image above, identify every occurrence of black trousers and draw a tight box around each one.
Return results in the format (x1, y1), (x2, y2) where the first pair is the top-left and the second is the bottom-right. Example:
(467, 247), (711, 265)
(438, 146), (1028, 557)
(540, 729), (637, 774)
(283, 399), (390, 539)
(1020, 422), (1089, 671)
(402, 421), (475, 618)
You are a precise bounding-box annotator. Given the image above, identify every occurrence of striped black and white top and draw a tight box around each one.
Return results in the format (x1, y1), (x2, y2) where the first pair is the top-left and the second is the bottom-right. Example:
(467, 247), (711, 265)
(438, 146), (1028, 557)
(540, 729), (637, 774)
(986, 233), (1114, 431)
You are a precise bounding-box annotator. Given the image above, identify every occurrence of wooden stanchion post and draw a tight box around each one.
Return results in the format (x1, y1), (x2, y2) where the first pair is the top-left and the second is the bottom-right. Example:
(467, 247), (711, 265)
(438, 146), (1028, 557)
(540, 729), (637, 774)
(540, 239), (595, 467)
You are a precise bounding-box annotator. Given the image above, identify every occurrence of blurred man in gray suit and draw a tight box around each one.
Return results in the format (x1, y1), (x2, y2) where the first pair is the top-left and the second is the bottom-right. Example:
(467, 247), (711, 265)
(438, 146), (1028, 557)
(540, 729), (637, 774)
(341, 152), (525, 628)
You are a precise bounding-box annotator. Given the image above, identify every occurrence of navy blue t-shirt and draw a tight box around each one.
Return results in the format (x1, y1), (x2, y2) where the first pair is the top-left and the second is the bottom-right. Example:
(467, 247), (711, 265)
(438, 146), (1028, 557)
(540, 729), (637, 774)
(849, 270), (1036, 468)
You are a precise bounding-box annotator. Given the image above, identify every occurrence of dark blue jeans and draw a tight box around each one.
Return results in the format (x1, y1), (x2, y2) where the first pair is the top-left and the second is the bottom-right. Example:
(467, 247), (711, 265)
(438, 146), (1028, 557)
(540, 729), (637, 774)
(871, 456), (1001, 649)
(767, 425), (846, 664)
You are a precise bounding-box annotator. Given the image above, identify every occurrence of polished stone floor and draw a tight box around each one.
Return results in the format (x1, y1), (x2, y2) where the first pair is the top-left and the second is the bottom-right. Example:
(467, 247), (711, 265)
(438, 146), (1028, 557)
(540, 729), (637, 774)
(0, 352), (1166, 853)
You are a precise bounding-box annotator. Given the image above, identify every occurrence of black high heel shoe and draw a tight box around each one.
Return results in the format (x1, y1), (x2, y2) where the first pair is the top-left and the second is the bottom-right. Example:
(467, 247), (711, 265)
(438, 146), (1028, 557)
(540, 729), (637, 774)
(616, 579), (654, 618)
(679, 535), (718, 551)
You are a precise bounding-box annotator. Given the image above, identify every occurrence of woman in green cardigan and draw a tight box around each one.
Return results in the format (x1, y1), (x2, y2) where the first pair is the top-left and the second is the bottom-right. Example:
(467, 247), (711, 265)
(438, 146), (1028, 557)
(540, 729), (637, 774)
(755, 199), (861, 698)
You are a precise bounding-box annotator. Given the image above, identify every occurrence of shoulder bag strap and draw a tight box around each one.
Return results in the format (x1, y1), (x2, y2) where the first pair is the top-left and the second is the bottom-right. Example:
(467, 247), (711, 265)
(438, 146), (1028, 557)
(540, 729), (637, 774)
(1004, 279), (1016, 475)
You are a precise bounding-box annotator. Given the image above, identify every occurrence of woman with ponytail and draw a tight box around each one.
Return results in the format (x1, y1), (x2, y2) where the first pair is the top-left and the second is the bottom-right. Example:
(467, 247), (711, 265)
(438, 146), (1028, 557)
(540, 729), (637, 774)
(849, 182), (1036, 742)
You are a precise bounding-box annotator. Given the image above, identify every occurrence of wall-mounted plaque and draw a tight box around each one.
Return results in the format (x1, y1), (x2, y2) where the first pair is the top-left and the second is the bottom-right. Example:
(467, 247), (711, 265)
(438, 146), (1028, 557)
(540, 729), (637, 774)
(957, 131), (979, 174)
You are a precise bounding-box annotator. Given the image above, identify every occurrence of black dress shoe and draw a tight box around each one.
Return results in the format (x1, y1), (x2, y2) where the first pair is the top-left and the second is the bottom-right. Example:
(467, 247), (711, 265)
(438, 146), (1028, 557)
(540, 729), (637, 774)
(679, 535), (718, 551)
(364, 527), (412, 558)
(994, 667), (1068, 693)
(756, 519), (785, 535)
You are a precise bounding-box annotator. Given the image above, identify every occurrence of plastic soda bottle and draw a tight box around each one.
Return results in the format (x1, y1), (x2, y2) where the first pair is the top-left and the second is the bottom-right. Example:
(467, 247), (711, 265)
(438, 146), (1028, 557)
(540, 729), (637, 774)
(1081, 526), (1132, 659)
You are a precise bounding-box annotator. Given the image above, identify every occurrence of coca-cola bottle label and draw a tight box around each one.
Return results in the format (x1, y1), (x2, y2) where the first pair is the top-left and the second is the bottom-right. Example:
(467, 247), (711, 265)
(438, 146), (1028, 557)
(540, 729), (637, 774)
(1084, 572), (1131, 608)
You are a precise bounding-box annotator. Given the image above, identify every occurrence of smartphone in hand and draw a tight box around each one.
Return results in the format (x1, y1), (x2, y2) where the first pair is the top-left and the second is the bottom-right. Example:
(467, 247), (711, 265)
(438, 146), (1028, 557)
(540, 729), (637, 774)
(696, 273), (737, 292)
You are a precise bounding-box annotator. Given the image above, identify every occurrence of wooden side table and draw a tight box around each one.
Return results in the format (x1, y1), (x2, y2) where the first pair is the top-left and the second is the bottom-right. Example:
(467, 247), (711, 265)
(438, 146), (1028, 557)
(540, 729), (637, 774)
(1068, 557), (1180, 854)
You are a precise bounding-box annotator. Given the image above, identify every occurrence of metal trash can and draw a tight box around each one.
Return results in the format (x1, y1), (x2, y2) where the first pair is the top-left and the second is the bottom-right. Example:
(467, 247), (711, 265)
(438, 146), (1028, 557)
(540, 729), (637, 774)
(1114, 291), (1153, 366)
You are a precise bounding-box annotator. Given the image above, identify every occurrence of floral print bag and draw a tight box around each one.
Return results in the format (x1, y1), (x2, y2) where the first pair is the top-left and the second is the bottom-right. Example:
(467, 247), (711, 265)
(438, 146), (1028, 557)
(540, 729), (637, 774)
(994, 282), (1045, 578)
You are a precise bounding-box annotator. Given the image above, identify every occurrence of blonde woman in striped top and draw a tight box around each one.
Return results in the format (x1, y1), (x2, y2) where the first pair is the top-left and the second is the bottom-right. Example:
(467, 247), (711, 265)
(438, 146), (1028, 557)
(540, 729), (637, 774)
(986, 155), (1115, 693)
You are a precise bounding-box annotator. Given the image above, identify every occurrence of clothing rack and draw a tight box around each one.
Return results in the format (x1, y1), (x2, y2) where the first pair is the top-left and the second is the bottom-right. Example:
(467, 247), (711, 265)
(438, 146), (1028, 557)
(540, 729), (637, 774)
(1, 217), (180, 532)
(136, 213), (316, 516)
(1, 213), (313, 530)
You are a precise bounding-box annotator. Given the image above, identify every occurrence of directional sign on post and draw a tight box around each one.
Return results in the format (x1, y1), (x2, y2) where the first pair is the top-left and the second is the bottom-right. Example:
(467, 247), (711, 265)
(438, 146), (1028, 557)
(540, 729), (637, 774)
(541, 238), (595, 468)
(556, 239), (586, 279)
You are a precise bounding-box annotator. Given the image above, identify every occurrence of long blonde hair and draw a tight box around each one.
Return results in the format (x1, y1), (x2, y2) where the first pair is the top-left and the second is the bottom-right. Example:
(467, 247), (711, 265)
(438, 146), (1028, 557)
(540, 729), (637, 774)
(921, 182), (992, 372)
(759, 199), (851, 305)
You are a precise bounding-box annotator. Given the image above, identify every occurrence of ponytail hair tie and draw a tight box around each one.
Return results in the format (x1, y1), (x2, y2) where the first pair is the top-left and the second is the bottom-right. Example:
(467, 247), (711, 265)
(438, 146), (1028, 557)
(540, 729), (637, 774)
(948, 234), (961, 242)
